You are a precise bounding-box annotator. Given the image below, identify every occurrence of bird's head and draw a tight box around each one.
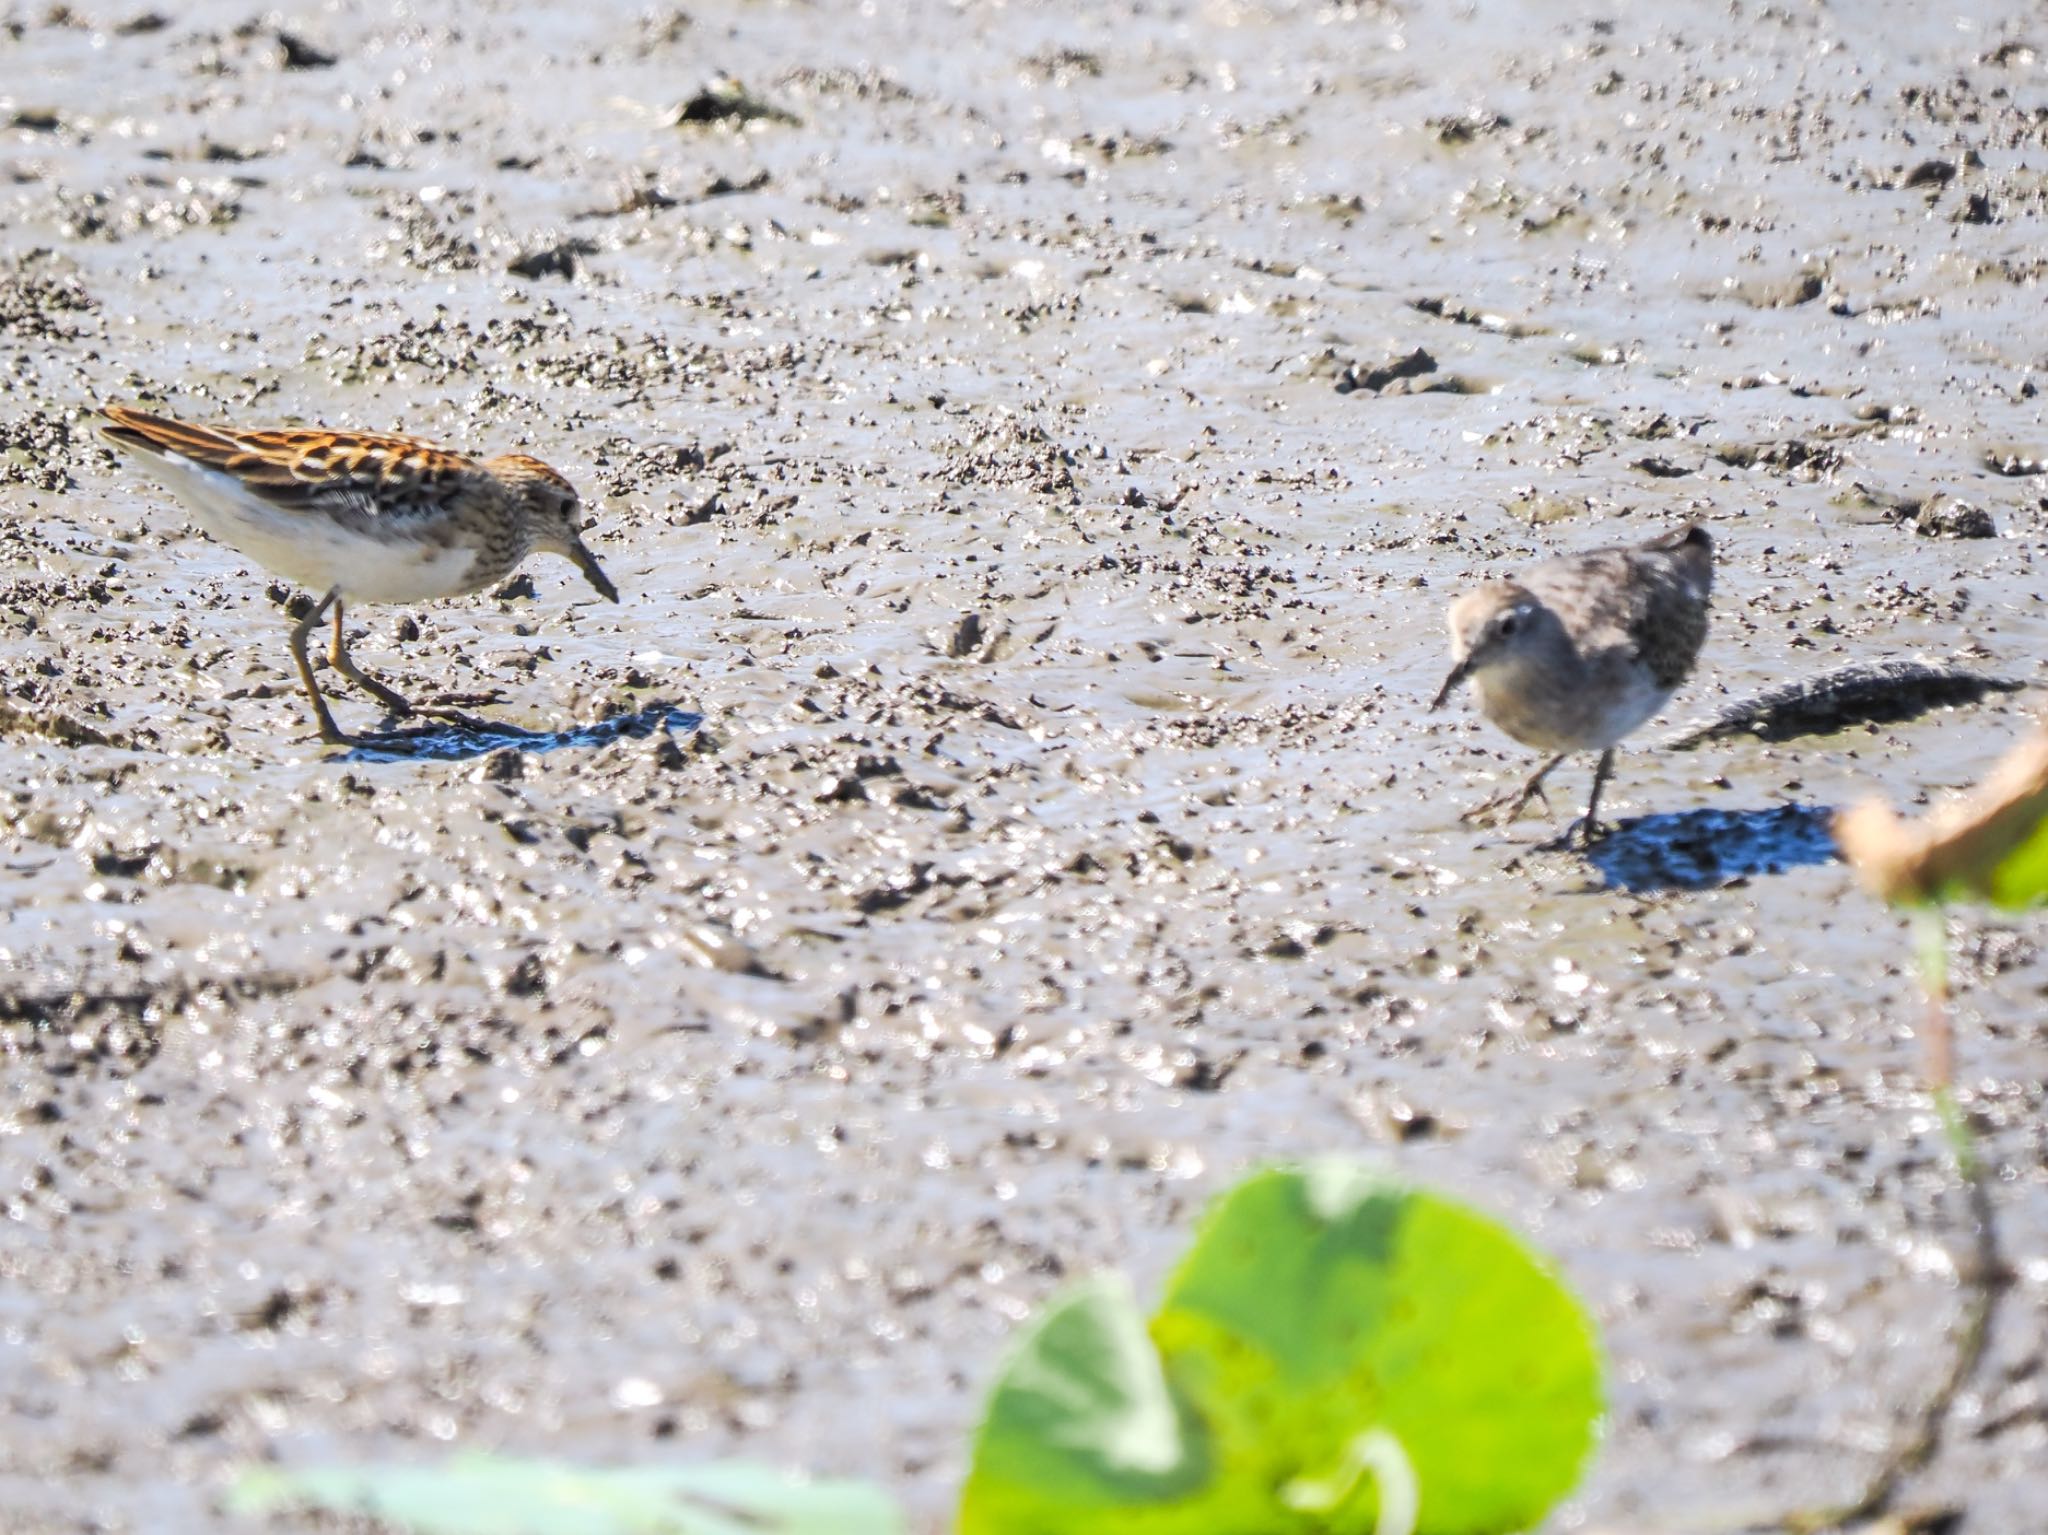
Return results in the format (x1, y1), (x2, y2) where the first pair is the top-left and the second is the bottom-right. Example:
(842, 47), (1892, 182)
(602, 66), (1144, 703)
(490, 454), (619, 603)
(1429, 581), (1561, 710)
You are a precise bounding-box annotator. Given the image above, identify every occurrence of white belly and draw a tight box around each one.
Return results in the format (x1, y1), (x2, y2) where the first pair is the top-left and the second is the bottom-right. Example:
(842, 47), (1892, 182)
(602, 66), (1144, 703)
(1477, 665), (1667, 752)
(149, 453), (484, 604)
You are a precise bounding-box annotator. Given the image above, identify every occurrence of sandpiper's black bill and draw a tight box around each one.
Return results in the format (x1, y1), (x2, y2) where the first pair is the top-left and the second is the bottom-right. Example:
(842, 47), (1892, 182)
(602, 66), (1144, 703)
(1429, 658), (1471, 711)
(569, 539), (620, 602)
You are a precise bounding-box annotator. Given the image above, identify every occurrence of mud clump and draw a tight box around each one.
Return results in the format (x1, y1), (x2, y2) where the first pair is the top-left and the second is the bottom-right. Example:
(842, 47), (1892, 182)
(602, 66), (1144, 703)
(1914, 493), (1996, 539)
(1336, 347), (1438, 395)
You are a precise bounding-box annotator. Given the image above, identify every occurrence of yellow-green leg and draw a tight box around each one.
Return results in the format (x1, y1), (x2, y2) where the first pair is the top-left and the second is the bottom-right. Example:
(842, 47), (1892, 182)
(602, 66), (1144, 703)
(287, 588), (355, 745)
(328, 598), (418, 716)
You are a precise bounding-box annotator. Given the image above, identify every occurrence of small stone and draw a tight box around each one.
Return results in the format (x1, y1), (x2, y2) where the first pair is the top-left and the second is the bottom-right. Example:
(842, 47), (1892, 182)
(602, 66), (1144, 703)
(941, 611), (983, 658)
(506, 239), (596, 281)
(501, 952), (547, 997)
(276, 30), (336, 68)
(1901, 158), (1956, 189)
(816, 773), (868, 804)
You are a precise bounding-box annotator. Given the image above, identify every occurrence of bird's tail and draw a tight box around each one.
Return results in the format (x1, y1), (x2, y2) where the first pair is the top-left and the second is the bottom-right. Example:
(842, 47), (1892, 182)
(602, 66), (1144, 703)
(1643, 523), (1712, 556)
(1642, 522), (1714, 597)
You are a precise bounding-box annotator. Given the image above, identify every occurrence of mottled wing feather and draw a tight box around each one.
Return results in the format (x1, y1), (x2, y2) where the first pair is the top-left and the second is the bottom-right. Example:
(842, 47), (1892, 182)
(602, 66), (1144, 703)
(100, 404), (478, 522)
(1522, 529), (1712, 693)
(1635, 545), (1712, 690)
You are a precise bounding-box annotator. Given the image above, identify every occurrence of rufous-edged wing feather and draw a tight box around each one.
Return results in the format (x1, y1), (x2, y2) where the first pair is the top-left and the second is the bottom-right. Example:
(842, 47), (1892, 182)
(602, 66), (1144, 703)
(100, 403), (479, 514)
(100, 403), (247, 464)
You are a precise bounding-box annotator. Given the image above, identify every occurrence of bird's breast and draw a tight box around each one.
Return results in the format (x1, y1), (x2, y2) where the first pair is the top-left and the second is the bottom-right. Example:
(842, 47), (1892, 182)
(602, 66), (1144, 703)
(1473, 661), (1669, 751)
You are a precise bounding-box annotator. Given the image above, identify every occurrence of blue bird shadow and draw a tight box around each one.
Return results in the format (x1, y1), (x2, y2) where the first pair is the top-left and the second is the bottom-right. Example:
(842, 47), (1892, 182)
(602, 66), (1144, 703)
(337, 700), (701, 764)
(1583, 803), (1840, 892)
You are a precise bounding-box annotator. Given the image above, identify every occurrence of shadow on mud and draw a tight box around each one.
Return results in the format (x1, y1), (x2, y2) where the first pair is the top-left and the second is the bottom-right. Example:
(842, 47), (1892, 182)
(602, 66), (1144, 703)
(338, 701), (701, 764)
(1586, 804), (1840, 892)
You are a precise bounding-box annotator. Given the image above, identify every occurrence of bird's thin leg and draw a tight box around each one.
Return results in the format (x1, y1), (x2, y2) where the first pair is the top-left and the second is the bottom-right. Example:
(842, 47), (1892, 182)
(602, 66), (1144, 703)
(1544, 747), (1617, 851)
(288, 588), (355, 745)
(328, 601), (502, 732)
(328, 598), (419, 716)
(1582, 747), (1615, 830)
(1461, 753), (1564, 826)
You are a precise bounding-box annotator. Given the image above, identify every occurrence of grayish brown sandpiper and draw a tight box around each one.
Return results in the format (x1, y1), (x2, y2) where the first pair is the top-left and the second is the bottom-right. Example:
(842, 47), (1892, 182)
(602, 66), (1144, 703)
(1430, 524), (1713, 844)
(100, 403), (619, 745)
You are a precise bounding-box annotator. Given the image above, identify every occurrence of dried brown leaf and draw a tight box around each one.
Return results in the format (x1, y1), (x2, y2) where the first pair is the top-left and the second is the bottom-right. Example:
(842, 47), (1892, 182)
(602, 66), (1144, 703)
(1834, 726), (2048, 906)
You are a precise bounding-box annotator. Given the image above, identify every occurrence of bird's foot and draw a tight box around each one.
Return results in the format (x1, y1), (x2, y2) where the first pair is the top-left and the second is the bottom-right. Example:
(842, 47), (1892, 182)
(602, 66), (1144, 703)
(305, 702), (362, 748)
(408, 704), (503, 734)
(360, 687), (516, 735)
(1459, 781), (1552, 827)
(308, 719), (422, 753)
(327, 659), (424, 720)
(1538, 815), (1610, 853)
(353, 685), (419, 719)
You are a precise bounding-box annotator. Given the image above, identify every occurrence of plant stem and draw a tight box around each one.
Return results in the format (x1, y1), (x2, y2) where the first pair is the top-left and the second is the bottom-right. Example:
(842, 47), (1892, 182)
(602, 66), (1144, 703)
(1912, 905), (1952, 1091)
(1777, 908), (2006, 1534)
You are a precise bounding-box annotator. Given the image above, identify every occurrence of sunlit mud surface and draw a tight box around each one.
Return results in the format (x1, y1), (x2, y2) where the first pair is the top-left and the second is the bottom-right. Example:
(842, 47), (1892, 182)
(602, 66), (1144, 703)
(3, 1), (2046, 1530)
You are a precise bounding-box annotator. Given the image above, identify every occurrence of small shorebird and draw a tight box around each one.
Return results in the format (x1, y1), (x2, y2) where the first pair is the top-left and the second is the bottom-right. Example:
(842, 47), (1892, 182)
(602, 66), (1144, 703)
(1430, 524), (1712, 845)
(100, 403), (619, 745)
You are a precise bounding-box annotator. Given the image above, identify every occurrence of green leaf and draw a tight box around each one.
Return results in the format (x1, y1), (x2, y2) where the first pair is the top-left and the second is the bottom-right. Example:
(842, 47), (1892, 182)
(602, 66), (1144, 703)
(227, 1455), (903, 1535)
(1161, 1163), (1601, 1533)
(1973, 802), (2048, 909)
(957, 1273), (1232, 1533)
(960, 1162), (1601, 1535)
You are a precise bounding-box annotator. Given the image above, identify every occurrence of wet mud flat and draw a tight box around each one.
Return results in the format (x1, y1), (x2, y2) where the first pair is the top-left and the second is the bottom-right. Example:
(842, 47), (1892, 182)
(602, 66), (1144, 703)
(2, 0), (2046, 1530)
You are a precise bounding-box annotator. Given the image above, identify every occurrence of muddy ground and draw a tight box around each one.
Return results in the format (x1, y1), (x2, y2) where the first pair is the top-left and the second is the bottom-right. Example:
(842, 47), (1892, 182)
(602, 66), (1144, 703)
(2, 0), (2046, 1530)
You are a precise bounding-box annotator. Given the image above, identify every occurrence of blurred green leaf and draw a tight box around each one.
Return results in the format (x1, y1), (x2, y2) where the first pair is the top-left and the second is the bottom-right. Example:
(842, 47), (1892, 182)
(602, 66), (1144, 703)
(955, 1273), (1238, 1534)
(229, 1455), (903, 1535)
(1970, 802), (2048, 909)
(959, 1162), (1601, 1534)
